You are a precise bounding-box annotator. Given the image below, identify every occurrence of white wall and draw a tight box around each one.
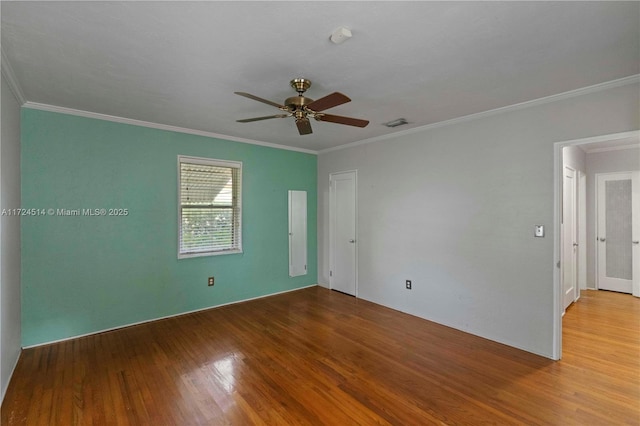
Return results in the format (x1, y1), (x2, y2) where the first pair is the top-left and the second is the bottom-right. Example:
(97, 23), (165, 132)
(1, 73), (22, 401)
(318, 82), (639, 358)
(585, 147), (640, 288)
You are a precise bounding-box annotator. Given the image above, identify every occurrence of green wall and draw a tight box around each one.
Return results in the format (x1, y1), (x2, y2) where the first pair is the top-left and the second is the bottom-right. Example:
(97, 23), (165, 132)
(21, 109), (317, 347)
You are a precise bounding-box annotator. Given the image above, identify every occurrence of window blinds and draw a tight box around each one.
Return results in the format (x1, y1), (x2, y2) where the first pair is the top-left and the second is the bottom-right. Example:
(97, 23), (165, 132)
(179, 157), (242, 257)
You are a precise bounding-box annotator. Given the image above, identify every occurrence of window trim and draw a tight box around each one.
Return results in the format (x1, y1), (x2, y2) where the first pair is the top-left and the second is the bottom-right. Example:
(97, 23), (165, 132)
(177, 155), (243, 259)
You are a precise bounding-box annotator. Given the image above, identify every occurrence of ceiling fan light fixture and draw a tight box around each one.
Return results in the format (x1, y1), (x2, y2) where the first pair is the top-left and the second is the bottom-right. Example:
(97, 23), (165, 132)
(383, 118), (408, 128)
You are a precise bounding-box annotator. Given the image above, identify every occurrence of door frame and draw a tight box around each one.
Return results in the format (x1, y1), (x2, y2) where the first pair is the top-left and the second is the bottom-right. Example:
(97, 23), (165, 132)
(329, 170), (358, 296)
(553, 130), (639, 360)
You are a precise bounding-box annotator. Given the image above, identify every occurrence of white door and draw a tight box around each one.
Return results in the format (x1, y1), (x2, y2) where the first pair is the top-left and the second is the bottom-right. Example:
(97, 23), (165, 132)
(578, 171), (587, 291)
(288, 190), (307, 277)
(596, 172), (640, 296)
(562, 166), (578, 310)
(329, 171), (357, 296)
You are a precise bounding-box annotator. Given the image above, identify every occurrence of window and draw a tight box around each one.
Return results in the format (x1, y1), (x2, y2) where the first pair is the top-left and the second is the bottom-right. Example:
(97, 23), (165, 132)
(178, 156), (242, 258)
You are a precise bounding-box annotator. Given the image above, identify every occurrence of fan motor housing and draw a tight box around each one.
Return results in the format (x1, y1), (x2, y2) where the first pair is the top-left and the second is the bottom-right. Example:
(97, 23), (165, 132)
(285, 95), (314, 110)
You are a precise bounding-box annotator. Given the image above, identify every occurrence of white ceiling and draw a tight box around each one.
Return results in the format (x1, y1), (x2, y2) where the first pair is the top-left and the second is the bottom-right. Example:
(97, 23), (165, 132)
(2, 1), (639, 152)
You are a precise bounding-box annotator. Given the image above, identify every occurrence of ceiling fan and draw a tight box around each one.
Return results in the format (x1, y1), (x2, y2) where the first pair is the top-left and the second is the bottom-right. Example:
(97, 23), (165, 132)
(235, 78), (369, 135)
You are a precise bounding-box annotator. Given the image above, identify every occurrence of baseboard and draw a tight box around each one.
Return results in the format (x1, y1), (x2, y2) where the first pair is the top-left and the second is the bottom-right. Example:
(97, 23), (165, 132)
(23, 284), (318, 349)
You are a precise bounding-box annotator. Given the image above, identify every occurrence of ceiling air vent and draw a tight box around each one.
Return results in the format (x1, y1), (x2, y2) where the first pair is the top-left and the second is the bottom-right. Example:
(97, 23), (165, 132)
(383, 118), (408, 128)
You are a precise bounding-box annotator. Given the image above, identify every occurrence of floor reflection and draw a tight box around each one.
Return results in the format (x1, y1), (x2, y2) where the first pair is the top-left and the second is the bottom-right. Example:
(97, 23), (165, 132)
(213, 354), (236, 394)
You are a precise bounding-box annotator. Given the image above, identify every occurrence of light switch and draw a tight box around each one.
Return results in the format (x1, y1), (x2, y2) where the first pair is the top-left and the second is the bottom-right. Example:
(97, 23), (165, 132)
(534, 225), (544, 237)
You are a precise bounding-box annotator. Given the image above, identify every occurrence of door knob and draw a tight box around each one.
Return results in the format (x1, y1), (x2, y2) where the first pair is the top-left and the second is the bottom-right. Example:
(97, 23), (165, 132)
(599, 238), (606, 242)
(349, 239), (356, 243)
(633, 241), (639, 245)
(573, 242), (578, 247)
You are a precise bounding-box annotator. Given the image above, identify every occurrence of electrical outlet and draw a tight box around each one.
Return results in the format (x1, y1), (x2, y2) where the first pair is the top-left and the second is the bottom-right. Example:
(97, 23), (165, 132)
(208, 277), (215, 286)
(406, 280), (412, 290)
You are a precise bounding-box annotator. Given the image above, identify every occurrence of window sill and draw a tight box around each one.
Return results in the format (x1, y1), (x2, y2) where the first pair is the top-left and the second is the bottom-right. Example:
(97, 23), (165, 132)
(178, 249), (243, 259)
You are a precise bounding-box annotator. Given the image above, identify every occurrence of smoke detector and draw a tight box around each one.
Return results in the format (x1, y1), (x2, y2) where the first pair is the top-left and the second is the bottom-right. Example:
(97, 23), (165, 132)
(330, 27), (352, 44)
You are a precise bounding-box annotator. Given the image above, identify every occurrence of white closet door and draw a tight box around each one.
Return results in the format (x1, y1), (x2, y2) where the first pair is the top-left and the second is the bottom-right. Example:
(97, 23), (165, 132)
(562, 166), (578, 310)
(330, 171), (357, 296)
(289, 190), (307, 277)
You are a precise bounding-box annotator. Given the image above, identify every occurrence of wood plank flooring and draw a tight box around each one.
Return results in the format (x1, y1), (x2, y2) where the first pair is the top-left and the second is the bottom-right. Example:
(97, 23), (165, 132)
(2, 287), (639, 425)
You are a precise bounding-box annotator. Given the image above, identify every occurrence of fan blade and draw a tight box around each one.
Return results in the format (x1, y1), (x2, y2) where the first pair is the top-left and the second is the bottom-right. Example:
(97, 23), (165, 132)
(306, 92), (351, 112)
(316, 114), (369, 128)
(296, 118), (313, 135)
(235, 92), (284, 109)
(237, 114), (290, 123)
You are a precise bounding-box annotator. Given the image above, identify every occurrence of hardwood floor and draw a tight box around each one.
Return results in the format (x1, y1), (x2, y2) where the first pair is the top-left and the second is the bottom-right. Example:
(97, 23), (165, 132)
(2, 287), (638, 425)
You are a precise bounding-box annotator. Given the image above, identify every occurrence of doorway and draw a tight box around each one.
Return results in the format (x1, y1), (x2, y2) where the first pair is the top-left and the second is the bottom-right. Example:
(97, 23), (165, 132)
(329, 170), (357, 296)
(553, 130), (640, 360)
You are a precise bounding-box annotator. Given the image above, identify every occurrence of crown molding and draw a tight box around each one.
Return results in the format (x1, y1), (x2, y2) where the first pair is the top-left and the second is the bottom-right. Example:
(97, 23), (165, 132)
(1, 49), (26, 105)
(319, 74), (640, 154)
(22, 102), (318, 155)
(15, 72), (639, 157)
